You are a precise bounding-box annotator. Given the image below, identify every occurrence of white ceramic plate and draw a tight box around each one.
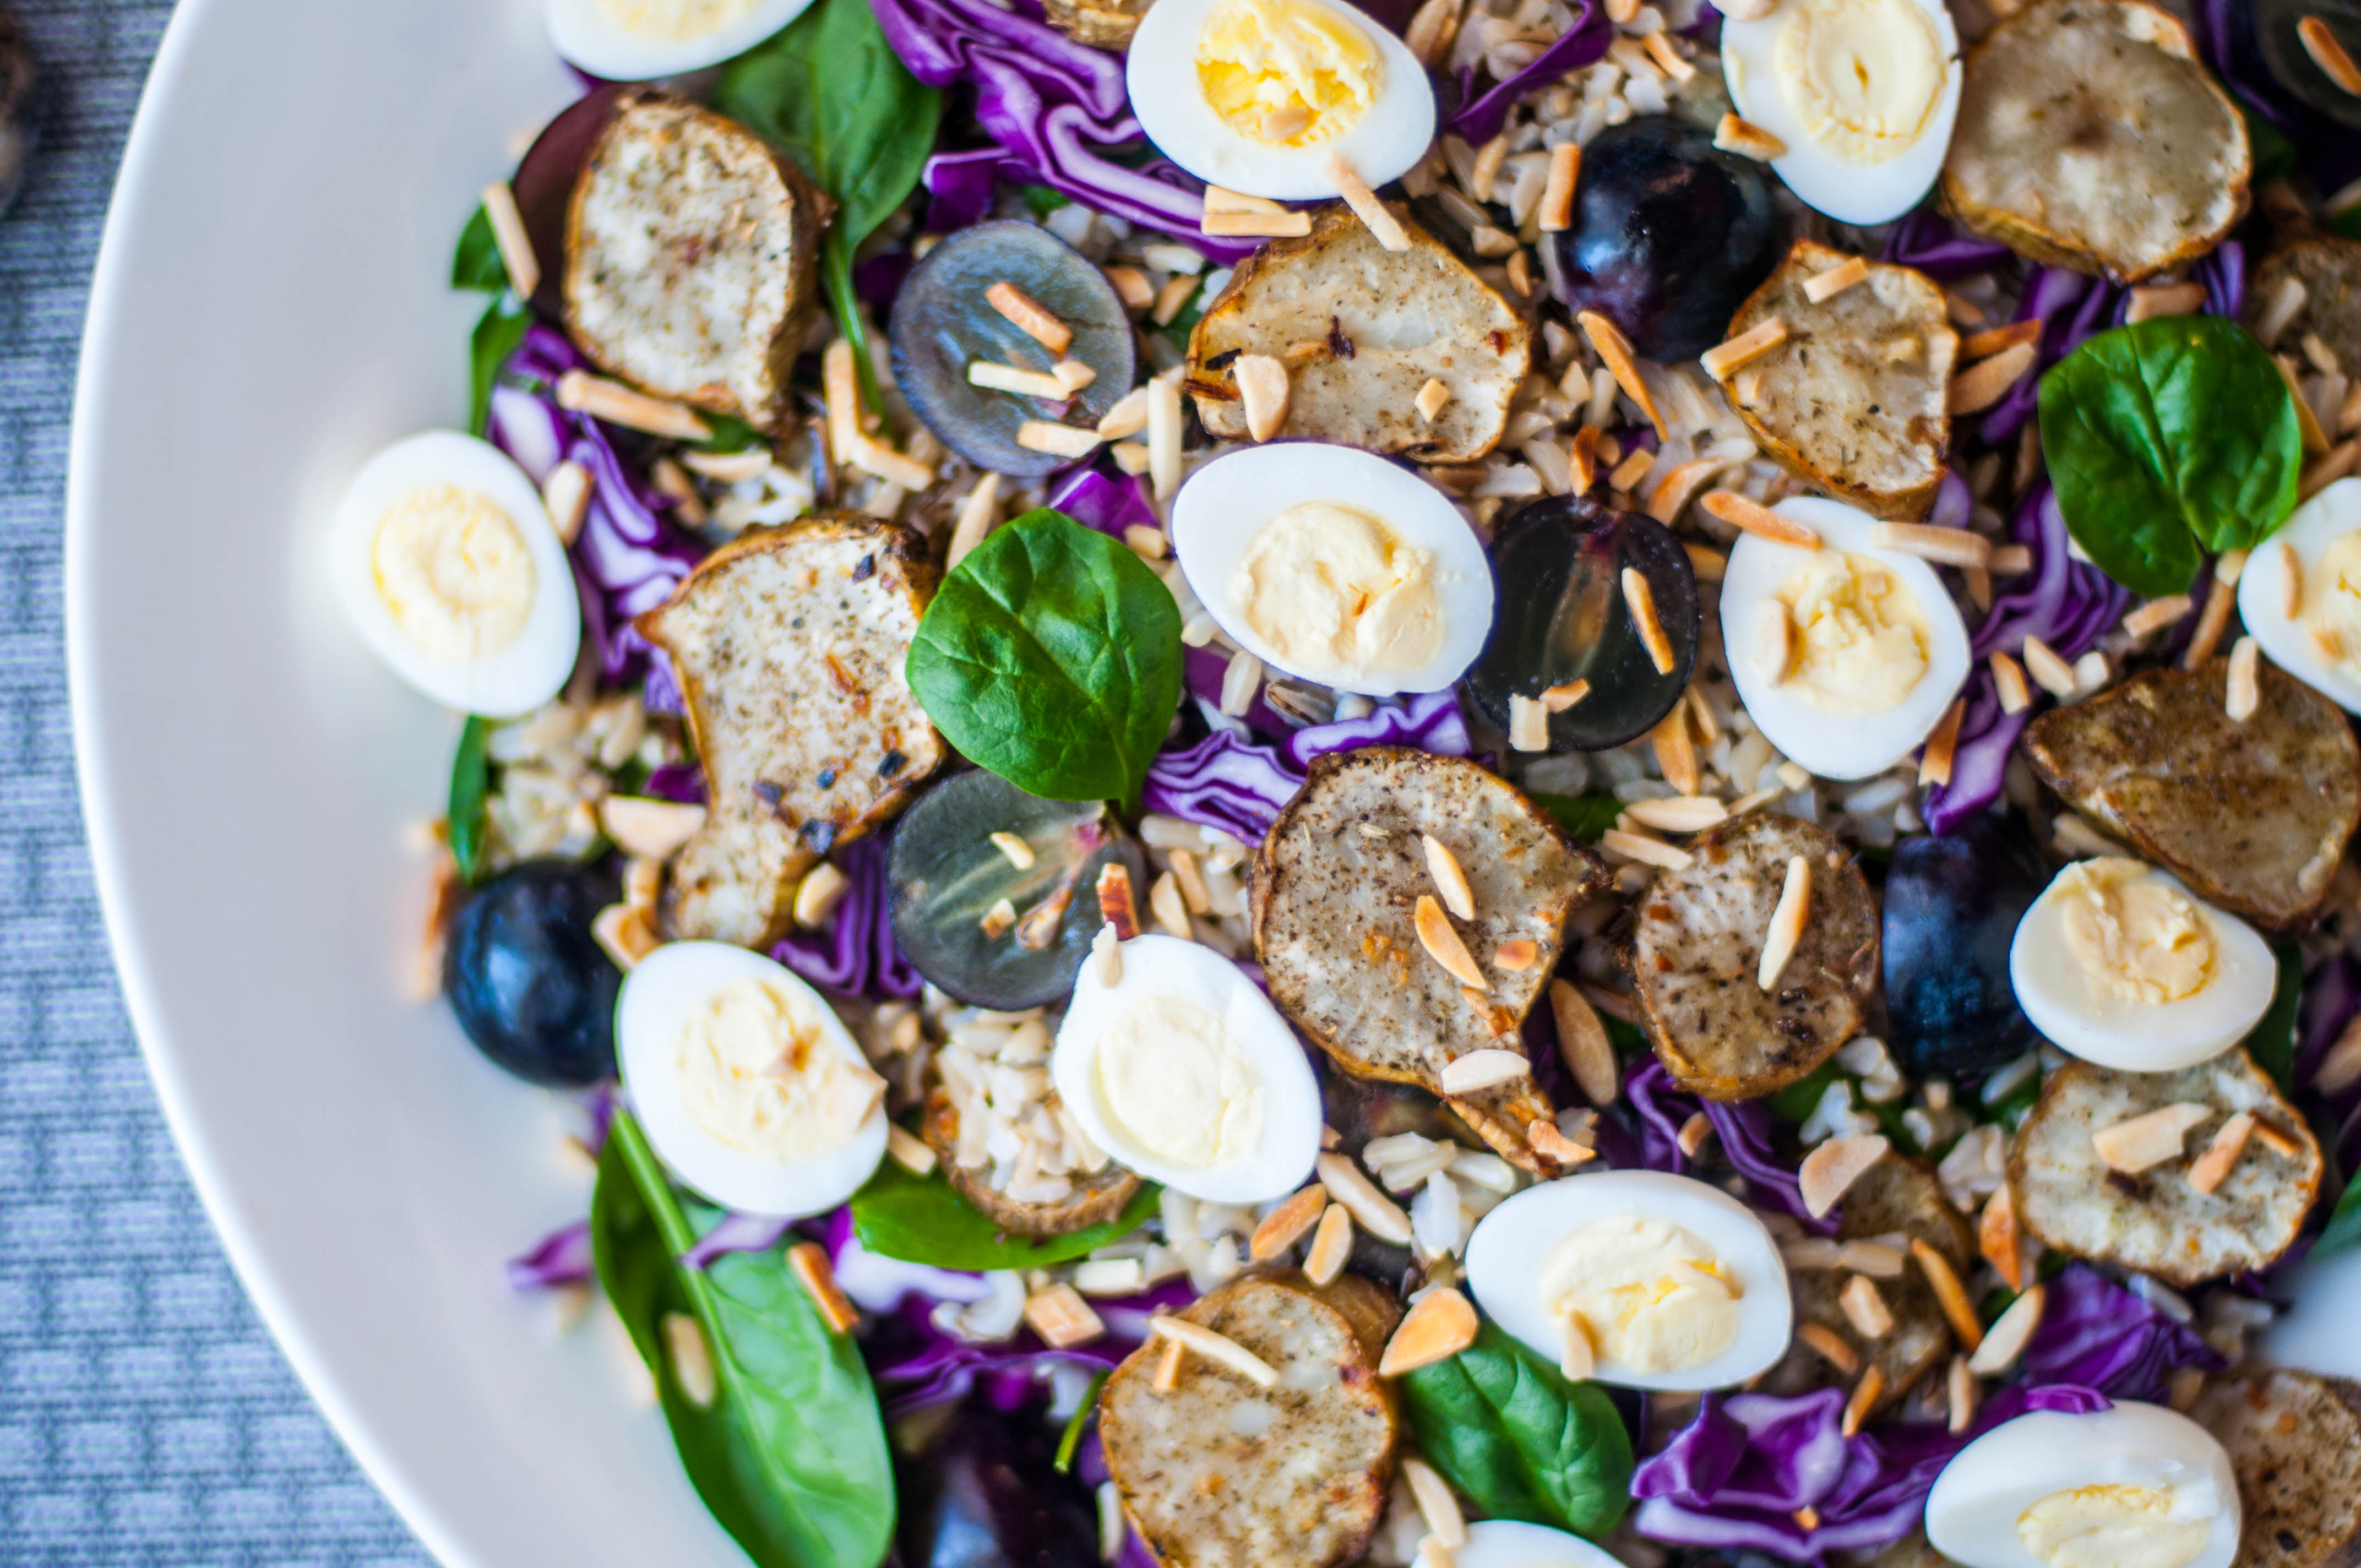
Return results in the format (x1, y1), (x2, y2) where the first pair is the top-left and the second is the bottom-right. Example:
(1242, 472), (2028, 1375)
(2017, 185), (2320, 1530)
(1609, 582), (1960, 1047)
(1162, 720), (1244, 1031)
(59, 4), (2361, 1567)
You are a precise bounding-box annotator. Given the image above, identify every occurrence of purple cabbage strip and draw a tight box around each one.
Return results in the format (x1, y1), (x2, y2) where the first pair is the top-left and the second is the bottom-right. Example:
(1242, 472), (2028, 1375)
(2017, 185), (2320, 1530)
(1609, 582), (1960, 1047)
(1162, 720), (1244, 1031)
(1448, 0), (1613, 144)
(1624, 1061), (1830, 1232)
(682, 1212), (796, 1270)
(1880, 208), (2012, 280)
(2298, 949), (2361, 1175)
(2199, 239), (2246, 320)
(1048, 466), (1163, 541)
(507, 1218), (596, 1292)
(641, 761), (707, 804)
(924, 145), (1005, 232)
(1182, 645), (1307, 736)
(1282, 689), (1472, 766)
(1979, 266), (2120, 446)
(773, 835), (924, 999)
(1140, 692), (1473, 841)
(2018, 1266), (2225, 1403)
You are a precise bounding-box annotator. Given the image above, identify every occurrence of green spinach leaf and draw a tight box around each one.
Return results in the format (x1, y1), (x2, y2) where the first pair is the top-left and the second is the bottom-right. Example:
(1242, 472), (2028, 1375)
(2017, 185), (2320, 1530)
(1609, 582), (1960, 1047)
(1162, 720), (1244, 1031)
(1532, 792), (1624, 843)
(453, 203), (508, 292)
(2038, 315), (2302, 598)
(592, 1110), (895, 1568)
(2245, 943), (2306, 1095)
(1398, 1322), (1633, 1540)
(851, 1155), (1161, 1270)
(447, 715), (492, 885)
(716, 0), (942, 407)
(2318, 1170), (2361, 1260)
(469, 293), (532, 439)
(907, 510), (1184, 808)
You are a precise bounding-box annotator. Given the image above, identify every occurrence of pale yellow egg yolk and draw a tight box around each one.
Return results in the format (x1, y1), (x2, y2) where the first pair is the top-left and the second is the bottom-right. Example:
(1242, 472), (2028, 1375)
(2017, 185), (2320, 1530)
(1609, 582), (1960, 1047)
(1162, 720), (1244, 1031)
(1769, 549), (1930, 715)
(1196, 0), (1381, 147)
(1094, 994), (1266, 1168)
(1233, 501), (1445, 682)
(676, 977), (885, 1161)
(1538, 1216), (1744, 1374)
(371, 484), (537, 663)
(2016, 1484), (2216, 1568)
(595, 0), (763, 42)
(1774, 0), (1947, 165)
(2057, 858), (2217, 1008)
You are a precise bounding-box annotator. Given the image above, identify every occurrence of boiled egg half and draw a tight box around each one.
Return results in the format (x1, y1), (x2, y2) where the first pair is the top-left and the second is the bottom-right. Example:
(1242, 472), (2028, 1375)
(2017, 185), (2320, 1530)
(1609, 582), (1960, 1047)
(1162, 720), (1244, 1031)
(1720, 496), (1971, 781)
(1720, 0), (1962, 225)
(547, 0), (816, 81)
(619, 941), (889, 1217)
(1126, 0), (1435, 202)
(1172, 442), (1493, 696)
(1464, 1170), (1792, 1391)
(1925, 1402), (2240, 1568)
(2238, 477), (2361, 713)
(2010, 856), (2274, 1074)
(329, 431), (583, 717)
(1452, 1521), (1628, 1568)
(1051, 934), (1322, 1204)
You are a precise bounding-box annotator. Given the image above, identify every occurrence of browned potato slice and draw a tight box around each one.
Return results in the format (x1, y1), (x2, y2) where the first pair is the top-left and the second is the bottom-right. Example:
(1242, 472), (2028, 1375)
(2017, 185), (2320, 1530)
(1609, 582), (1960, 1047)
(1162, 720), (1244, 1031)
(1624, 813), (1878, 1101)
(1188, 203), (1531, 462)
(1043, 0), (1154, 47)
(2008, 1050), (2322, 1287)
(2023, 661), (2361, 933)
(638, 514), (945, 948)
(1251, 749), (1609, 1172)
(1100, 1272), (1400, 1568)
(920, 1086), (1141, 1238)
(1723, 239), (1958, 521)
(2195, 1367), (2361, 1568)
(1941, 0), (2249, 281)
(565, 91), (828, 430)
(2251, 238), (2361, 371)
(1764, 1152), (1972, 1413)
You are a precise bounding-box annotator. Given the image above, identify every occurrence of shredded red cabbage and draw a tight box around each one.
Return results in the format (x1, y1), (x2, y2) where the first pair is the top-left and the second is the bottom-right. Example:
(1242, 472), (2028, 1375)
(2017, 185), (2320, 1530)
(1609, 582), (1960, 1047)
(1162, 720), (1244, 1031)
(2018, 1265), (2225, 1402)
(1624, 1059), (1831, 1233)
(1282, 689), (1472, 766)
(1141, 692), (1472, 840)
(642, 762), (708, 804)
(680, 1212), (797, 1269)
(1880, 208), (2012, 279)
(773, 835), (924, 999)
(1447, 0), (1612, 144)
(507, 1218), (596, 1291)
(1047, 466), (1162, 541)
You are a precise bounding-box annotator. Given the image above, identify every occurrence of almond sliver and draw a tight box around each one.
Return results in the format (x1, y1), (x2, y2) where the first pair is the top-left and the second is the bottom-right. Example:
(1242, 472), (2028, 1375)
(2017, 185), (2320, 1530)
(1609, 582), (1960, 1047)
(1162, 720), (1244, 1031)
(1799, 1133), (1889, 1218)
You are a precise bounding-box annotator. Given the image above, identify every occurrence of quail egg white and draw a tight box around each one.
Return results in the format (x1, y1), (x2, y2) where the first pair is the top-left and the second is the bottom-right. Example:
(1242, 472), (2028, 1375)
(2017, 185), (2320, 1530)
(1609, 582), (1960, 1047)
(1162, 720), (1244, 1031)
(1171, 442), (1493, 696)
(1720, 0), (1962, 225)
(1051, 934), (1322, 1204)
(2237, 477), (2361, 713)
(1719, 496), (1972, 781)
(547, 0), (817, 80)
(328, 431), (583, 718)
(1464, 1170), (1793, 1392)
(1924, 1401), (2240, 1568)
(1452, 1521), (1629, 1568)
(618, 941), (889, 1217)
(1125, 0), (1436, 202)
(2010, 856), (2275, 1074)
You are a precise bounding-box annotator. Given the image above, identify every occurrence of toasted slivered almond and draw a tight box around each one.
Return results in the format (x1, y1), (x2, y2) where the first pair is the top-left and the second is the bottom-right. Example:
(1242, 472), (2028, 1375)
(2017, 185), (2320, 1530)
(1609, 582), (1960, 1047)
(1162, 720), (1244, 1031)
(1841, 1242), (1906, 1277)
(542, 459), (592, 546)
(1980, 1183), (2026, 1291)
(1702, 488), (1821, 548)
(1601, 827), (1694, 870)
(1470, 132), (1511, 200)
(1687, 542), (1728, 581)
(2022, 635), (2079, 698)
(2226, 635), (2261, 723)
(885, 1121), (937, 1175)
(1652, 707), (1701, 796)
(1794, 1506), (1824, 1533)
(793, 862), (851, 929)
(1622, 796), (1728, 834)
(1640, 27), (1695, 80)
(2316, 1012), (2361, 1096)
(789, 1241), (861, 1333)
(1151, 1314), (1279, 1387)
(1799, 1133), (1889, 1218)
(1148, 373), (1183, 501)
(1316, 1150), (1415, 1244)
(1025, 1283), (1106, 1349)
(1803, 255), (1871, 304)
(1677, 1111), (1713, 1156)
(1539, 141), (1581, 231)
(987, 280), (1073, 354)
(1416, 377), (1452, 422)
(2183, 572), (2238, 669)
(1559, 1315), (1596, 1380)
(557, 369), (712, 442)
(1948, 1355), (1978, 1435)
(1528, 1118), (1595, 1167)
(1149, 871), (1190, 938)
(1544, 978), (1618, 1106)
(2123, 595), (2194, 637)
(1581, 982), (1645, 1027)
(1713, 112), (1786, 161)
(1578, 311), (1668, 440)
(1415, 895), (1490, 991)
(1947, 341), (2038, 414)
(2279, 352), (2335, 455)
(1646, 456), (1726, 525)
(1380, 1287), (1479, 1376)
(601, 796), (706, 859)
(1151, 1334), (1187, 1393)
(1509, 694), (1550, 752)
(1608, 447), (1657, 493)
(1421, 834), (1477, 921)
(2302, 15), (2361, 94)
(1919, 697), (1966, 787)
(1417, 1537), (1456, 1568)
(1097, 861), (1140, 940)
(1622, 566), (1678, 676)
(1701, 316), (1788, 380)
(1250, 1186), (1329, 1261)
(680, 447), (772, 484)
(1403, 0), (1460, 63)
(1990, 544), (2033, 575)
(1757, 854), (1811, 991)
(1124, 524), (1167, 562)
(1872, 521), (1993, 569)
(1053, 358), (1097, 394)
(1798, 1320), (1860, 1375)
(1543, 678), (1592, 712)
(1945, 290), (1989, 328)
(1440, 1049), (1532, 1095)
(664, 1312), (717, 1406)
(2125, 281), (2208, 324)
(480, 179), (541, 302)
(2092, 1102), (2212, 1173)
(853, 433), (934, 491)
(593, 902), (659, 970)
(1959, 318), (2043, 361)
(1492, 940), (1541, 972)
(1966, 1283), (2044, 1375)
(986, 831), (1037, 872)
(1104, 264), (1154, 310)
(1203, 184), (1287, 215)
(1234, 352), (1292, 442)
(980, 897), (1018, 939)
(1097, 386), (1150, 440)
(1090, 921), (1122, 987)
(1401, 1457), (1467, 1550)
(1840, 1274), (1895, 1338)
(1304, 1200), (1354, 1284)
(2249, 1118), (2303, 1158)
(1151, 273), (1200, 326)
(1016, 420), (1105, 458)
(2216, 545), (2252, 586)
(1325, 154), (1411, 251)
(1912, 1239), (1984, 1353)
(1842, 1366), (1885, 1438)
(970, 360), (1073, 399)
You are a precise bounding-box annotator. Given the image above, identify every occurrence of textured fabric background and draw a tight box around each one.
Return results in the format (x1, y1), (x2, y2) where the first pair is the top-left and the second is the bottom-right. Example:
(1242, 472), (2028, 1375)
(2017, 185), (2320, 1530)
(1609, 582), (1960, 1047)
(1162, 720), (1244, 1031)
(0, 4), (431, 1563)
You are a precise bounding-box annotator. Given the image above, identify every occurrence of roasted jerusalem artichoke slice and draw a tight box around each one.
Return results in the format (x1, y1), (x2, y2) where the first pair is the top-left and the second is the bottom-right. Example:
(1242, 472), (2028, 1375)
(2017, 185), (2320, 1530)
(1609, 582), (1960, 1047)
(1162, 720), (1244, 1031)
(2008, 1050), (2321, 1287)
(637, 513), (945, 949)
(1042, 0), (1155, 47)
(1722, 239), (1958, 520)
(1940, 0), (2249, 281)
(1187, 203), (1531, 462)
(564, 91), (828, 431)
(2195, 1367), (2361, 1568)
(2023, 661), (2361, 933)
(1100, 1272), (1400, 1568)
(1251, 749), (1608, 1173)
(2251, 238), (2361, 372)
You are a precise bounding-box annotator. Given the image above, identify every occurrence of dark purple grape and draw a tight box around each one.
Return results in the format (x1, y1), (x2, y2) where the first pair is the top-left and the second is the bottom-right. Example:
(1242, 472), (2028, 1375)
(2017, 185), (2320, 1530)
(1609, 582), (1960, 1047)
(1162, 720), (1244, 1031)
(1549, 116), (1780, 362)
(897, 1400), (1100, 1568)
(1462, 495), (1699, 751)
(444, 860), (622, 1087)
(1883, 814), (2046, 1079)
(514, 85), (625, 317)
(890, 222), (1136, 477)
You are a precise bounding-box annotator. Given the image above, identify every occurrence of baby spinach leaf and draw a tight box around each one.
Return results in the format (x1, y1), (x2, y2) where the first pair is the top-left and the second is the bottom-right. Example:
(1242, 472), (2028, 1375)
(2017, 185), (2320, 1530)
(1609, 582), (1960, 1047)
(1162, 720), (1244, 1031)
(907, 509), (1184, 808)
(1532, 792), (1623, 843)
(2245, 943), (2305, 1095)
(2317, 1170), (2361, 1260)
(2038, 315), (2302, 598)
(452, 204), (508, 292)
(1398, 1322), (1634, 1541)
(593, 1109), (895, 1568)
(447, 714), (492, 885)
(850, 1155), (1161, 1270)
(469, 293), (532, 439)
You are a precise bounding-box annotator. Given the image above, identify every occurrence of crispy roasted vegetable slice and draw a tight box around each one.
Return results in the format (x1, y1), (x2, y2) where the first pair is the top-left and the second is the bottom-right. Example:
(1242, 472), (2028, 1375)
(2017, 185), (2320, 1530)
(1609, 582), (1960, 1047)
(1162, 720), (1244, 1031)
(2251, 237), (2361, 372)
(920, 1086), (1142, 1238)
(1042, 0), (1155, 47)
(2195, 1368), (2361, 1568)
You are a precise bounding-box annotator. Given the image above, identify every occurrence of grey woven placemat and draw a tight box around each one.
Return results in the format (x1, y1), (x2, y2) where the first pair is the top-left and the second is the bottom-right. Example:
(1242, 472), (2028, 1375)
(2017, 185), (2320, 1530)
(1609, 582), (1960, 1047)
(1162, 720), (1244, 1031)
(0, 5), (431, 1563)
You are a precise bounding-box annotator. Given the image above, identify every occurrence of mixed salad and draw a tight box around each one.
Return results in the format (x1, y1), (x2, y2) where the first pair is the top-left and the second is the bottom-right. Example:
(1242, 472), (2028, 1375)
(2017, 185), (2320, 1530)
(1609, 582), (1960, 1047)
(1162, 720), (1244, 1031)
(330, 0), (2361, 1563)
